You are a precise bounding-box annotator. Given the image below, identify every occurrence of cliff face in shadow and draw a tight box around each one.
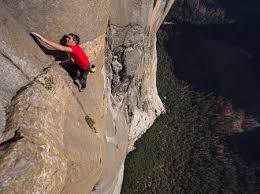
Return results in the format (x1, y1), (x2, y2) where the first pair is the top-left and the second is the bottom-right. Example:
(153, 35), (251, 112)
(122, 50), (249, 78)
(0, 0), (174, 193)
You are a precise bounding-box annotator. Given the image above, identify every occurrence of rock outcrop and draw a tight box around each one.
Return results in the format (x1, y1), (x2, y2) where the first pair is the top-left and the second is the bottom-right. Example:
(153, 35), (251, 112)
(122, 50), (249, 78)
(0, 0), (174, 193)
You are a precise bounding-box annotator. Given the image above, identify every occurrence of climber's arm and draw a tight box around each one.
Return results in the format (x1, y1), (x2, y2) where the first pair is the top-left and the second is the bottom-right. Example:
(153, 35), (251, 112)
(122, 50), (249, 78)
(54, 54), (73, 64)
(31, 32), (72, 52)
(61, 56), (72, 63)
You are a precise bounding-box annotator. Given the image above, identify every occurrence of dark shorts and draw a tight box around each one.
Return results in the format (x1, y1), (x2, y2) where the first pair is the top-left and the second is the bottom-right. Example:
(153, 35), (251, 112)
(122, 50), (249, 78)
(71, 64), (89, 89)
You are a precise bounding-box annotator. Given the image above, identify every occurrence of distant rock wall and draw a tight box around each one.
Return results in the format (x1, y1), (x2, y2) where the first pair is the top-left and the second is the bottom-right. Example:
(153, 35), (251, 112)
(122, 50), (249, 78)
(107, 0), (173, 151)
(0, 0), (174, 193)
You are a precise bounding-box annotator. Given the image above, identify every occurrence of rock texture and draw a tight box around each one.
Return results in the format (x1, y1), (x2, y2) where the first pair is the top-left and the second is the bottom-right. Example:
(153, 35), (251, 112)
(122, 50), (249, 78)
(106, 0), (174, 151)
(0, 0), (174, 193)
(0, 3), (51, 131)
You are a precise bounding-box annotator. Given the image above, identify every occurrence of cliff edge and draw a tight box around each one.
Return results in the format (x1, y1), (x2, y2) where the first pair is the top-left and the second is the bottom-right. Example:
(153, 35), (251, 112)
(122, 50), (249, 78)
(0, 0), (174, 193)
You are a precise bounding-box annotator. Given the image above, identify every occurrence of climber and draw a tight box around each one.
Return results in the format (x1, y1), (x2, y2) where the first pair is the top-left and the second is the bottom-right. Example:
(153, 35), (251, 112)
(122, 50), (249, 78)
(31, 32), (90, 92)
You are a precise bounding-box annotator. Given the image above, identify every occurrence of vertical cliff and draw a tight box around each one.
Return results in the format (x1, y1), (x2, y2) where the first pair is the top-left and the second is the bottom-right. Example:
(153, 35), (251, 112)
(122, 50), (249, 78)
(0, 0), (174, 193)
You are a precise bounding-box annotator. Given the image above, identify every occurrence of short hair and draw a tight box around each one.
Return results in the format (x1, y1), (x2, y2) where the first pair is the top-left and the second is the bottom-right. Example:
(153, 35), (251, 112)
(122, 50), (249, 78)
(69, 33), (80, 44)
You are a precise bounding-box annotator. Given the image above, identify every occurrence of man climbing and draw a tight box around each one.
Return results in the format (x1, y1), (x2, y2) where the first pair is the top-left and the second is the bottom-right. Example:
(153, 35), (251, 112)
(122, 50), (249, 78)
(31, 32), (90, 92)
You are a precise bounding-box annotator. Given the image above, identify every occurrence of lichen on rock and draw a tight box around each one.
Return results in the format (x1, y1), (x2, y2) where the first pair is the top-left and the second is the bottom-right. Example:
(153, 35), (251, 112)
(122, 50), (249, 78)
(85, 114), (97, 132)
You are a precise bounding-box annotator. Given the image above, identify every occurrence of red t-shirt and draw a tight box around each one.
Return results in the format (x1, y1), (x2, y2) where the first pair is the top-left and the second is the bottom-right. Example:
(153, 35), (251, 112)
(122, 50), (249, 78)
(70, 45), (90, 70)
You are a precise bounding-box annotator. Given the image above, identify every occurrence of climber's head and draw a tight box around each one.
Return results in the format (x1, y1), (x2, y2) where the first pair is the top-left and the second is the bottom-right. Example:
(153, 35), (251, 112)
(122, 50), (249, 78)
(66, 33), (80, 46)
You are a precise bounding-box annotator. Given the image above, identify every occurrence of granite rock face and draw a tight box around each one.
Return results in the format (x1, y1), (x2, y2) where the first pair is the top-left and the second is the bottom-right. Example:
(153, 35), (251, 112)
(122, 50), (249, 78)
(0, 3), (51, 131)
(106, 0), (174, 152)
(0, 0), (174, 193)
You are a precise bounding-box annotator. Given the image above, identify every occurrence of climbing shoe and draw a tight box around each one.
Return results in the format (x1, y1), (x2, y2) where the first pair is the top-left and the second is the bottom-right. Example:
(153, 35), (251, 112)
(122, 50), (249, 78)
(79, 85), (86, 92)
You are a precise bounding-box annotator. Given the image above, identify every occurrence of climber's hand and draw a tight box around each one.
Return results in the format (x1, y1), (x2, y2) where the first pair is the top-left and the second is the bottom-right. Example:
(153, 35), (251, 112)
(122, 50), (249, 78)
(51, 57), (61, 64)
(30, 32), (43, 40)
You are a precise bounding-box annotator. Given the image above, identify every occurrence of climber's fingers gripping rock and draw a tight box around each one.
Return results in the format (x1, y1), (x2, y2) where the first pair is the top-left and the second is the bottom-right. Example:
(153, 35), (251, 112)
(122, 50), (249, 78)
(30, 32), (43, 41)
